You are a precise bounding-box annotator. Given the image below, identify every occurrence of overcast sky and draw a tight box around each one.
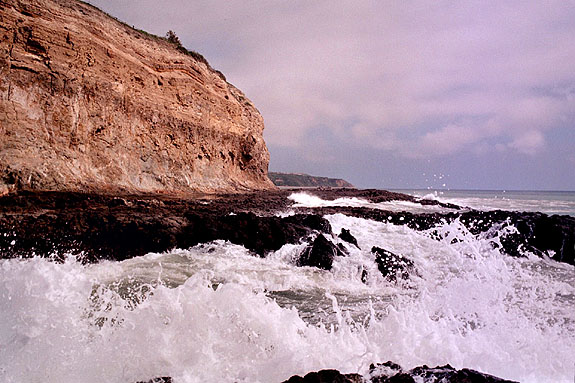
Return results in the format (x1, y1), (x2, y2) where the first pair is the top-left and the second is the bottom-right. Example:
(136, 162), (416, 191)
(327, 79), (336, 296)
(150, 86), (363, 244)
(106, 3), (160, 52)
(88, 0), (575, 190)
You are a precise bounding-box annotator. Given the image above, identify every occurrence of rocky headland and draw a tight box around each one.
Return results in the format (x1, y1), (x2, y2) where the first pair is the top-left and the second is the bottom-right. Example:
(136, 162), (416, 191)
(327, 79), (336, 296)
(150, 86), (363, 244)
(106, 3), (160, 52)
(269, 172), (355, 188)
(0, 0), (273, 195)
(1, 1), (574, 382)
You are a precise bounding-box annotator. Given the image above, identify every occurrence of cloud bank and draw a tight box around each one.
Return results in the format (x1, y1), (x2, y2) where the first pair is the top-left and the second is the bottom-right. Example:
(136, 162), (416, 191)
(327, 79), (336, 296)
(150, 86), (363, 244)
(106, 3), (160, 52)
(89, 0), (575, 189)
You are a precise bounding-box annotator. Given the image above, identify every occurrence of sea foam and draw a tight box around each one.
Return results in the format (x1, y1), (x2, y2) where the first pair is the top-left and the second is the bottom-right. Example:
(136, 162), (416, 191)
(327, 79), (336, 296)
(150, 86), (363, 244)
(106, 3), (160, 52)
(1, 213), (573, 382)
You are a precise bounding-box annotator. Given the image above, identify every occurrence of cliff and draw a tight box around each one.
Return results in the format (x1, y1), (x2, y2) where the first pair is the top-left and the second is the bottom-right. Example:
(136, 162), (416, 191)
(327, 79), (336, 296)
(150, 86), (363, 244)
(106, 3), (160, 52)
(0, 0), (275, 194)
(269, 172), (354, 188)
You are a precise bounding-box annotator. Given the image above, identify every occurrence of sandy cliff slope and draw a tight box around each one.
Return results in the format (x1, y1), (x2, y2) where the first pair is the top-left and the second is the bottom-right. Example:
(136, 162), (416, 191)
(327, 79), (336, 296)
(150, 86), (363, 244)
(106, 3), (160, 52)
(0, 0), (275, 194)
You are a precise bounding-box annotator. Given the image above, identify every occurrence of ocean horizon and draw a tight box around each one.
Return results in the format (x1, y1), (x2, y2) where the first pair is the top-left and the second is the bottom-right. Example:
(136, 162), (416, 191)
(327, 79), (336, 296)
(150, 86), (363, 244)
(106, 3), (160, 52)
(392, 188), (575, 217)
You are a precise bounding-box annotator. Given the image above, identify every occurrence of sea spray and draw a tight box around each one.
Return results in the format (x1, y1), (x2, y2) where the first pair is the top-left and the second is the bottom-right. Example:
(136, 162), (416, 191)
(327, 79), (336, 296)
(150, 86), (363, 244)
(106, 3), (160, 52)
(1, 213), (574, 382)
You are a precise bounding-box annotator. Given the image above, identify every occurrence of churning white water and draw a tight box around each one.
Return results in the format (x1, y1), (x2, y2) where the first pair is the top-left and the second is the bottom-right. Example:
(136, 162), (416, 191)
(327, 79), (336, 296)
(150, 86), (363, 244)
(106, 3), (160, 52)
(1, 201), (574, 382)
(288, 192), (456, 213)
(403, 189), (575, 217)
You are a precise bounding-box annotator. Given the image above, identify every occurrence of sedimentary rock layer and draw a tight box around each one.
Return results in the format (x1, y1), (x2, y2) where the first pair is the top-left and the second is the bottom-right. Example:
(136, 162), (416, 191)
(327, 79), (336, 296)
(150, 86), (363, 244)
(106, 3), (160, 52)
(0, 0), (274, 194)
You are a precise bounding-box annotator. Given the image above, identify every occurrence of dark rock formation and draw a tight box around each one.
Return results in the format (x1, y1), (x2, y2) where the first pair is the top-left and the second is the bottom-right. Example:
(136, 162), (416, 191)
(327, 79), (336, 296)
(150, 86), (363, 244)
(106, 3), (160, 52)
(179, 212), (331, 257)
(339, 228), (360, 248)
(283, 369), (363, 383)
(282, 363), (517, 383)
(301, 205), (575, 266)
(135, 378), (172, 383)
(369, 362), (518, 383)
(269, 172), (354, 188)
(457, 210), (575, 265)
(1, 188), (573, 268)
(0, 190), (334, 262)
(371, 247), (414, 281)
(0, 0), (274, 194)
(298, 234), (345, 270)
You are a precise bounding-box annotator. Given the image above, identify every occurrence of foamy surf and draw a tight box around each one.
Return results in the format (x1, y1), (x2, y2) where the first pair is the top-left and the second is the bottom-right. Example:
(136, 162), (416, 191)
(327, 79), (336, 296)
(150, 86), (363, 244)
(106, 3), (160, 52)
(288, 192), (456, 213)
(406, 190), (575, 217)
(1, 212), (573, 383)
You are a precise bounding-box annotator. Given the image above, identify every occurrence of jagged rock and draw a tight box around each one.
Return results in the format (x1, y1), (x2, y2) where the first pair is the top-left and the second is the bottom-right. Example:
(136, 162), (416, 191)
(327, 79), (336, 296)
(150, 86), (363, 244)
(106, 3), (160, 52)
(301, 204), (575, 266)
(283, 363), (516, 383)
(339, 228), (360, 248)
(368, 361), (403, 378)
(371, 246), (414, 281)
(458, 210), (575, 265)
(298, 234), (346, 270)
(178, 212), (332, 257)
(0, 190), (332, 261)
(135, 378), (172, 383)
(2, 189), (573, 269)
(0, 0), (274, 194)
(283, 369), (363, 383)
(369, 362), (518, 383)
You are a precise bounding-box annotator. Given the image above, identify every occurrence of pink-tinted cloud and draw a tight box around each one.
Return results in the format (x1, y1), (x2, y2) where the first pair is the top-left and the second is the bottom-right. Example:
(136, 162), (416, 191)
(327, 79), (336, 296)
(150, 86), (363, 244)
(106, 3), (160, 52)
(88, 0), (575, 188)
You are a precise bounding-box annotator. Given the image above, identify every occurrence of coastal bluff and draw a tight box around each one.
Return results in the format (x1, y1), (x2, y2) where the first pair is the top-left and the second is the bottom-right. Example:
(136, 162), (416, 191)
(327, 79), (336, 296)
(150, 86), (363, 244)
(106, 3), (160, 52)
(269, 172), (354, 188)
(0, 0), (274, 194)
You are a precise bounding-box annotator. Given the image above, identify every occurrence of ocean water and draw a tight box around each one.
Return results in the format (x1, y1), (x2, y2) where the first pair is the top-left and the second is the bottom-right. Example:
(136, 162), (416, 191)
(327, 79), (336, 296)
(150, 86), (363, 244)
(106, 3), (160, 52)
(396, 189), (575, 217)
(1, 191), (574, 383)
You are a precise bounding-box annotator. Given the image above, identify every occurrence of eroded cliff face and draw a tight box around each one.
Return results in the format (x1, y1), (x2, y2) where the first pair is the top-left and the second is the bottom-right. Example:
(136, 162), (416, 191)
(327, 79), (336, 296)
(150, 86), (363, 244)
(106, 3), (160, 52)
(0, 0), (275, 194)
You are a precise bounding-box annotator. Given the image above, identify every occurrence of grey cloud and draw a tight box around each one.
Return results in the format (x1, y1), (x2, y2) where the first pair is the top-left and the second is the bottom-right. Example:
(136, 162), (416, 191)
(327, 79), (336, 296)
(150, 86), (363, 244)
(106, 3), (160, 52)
(89, 0), (575, 189)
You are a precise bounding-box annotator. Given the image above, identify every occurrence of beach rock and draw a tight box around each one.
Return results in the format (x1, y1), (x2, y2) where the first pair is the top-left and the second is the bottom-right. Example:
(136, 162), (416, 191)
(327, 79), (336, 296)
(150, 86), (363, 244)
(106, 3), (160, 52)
(0, 0), (274, 194)
(298, 234), (345, 270)
(371, 246), (414, 281)
(283, 369), (363, 383)
(339, 228), (360, 248)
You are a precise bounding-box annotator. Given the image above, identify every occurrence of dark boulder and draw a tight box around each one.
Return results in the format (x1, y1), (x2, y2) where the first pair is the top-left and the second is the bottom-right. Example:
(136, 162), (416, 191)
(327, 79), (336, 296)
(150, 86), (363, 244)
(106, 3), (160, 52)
(371, 246), (414, 281)
(338, 228), (360, 248)
(298, 234), (346, 270)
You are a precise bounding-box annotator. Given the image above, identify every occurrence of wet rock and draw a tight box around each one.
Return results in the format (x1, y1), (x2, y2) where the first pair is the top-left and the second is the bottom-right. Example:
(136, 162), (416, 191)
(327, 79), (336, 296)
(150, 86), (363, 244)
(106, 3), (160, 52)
(2, 188), (573, 267)
(284, 363), (516, 383)
(298, 234), (346, 270)
(283, 369), (363, 383)
(339, 228), (360, 248)
(0, 190), (332, 262)
(371, 246), (414, 281)
(369, 362), (518, 383)
(179, 212), (332, 257)
(135, 378), (172, 383)
(456, 210), (575, 265)
(302, 204), (575, 266)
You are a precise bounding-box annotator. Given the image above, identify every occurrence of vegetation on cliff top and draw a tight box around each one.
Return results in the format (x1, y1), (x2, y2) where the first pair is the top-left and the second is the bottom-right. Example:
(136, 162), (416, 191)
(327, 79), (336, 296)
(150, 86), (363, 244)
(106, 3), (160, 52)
(81, 1), (224, 79)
